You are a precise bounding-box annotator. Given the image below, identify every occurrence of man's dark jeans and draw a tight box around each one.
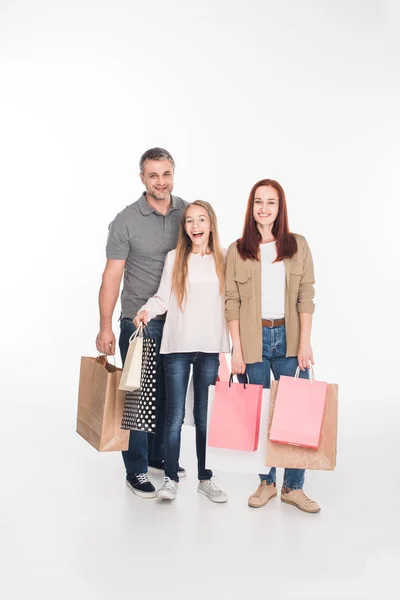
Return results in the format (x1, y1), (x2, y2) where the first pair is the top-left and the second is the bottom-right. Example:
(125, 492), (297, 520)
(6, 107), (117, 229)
(119, 318), (166, 476)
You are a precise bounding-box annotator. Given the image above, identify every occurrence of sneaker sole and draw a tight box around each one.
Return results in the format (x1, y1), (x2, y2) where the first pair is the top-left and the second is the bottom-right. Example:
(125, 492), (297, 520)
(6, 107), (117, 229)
(248, 491), (277, 508)
(126, 480), (156, 499)
(148, 466), (187, 479)
(281, 497), (321, 513)
(197, 489), (228, 503)
(156, 490), (177, 501)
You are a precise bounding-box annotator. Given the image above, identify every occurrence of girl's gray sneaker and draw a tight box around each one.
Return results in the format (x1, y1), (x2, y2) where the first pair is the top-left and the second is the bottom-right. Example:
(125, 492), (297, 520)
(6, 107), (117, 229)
(197, 479), (228, 503)
(157, 477), (178, 500)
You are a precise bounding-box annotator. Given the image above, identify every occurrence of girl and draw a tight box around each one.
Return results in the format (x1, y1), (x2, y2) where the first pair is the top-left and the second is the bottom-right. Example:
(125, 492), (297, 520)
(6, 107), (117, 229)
(134, 201), (229, 503)
(225, 179), (321, 513)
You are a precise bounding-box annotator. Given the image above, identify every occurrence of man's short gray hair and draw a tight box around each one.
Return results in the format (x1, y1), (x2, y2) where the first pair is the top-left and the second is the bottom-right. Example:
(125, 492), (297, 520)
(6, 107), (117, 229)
(139, 147), (175, 174)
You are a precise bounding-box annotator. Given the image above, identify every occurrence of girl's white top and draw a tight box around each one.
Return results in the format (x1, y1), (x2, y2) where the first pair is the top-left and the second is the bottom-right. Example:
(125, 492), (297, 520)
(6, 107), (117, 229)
(139, 249), (230, 354)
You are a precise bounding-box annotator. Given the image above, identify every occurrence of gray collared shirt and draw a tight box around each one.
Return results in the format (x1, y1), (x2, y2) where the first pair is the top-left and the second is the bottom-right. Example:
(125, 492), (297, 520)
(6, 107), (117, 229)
(106, 193), (187, 319)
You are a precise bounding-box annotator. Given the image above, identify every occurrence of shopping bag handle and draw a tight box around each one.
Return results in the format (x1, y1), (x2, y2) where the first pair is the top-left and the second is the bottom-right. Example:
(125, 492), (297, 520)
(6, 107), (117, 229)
(295, 365), (315, 382)
(228, 373), (250, 389)
(95, 354), (116, 366)
(128, 322), (150, 343)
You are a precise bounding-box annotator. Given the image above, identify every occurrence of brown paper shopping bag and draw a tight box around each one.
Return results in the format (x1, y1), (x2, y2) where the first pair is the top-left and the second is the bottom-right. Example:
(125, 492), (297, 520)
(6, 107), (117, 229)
(266, 380), (338, 470)
(77, 355), (129, 452)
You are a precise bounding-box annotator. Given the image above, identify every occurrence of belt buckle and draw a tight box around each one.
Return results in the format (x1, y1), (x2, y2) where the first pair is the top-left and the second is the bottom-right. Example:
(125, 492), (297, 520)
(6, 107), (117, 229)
(270, 319), (274, 328)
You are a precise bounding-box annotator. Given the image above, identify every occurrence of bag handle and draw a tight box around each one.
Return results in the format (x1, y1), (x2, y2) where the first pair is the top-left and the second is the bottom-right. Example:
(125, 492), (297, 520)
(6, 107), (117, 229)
(129, 322), (144, 343)
(95, 354), (116, 366)
(128, 322), (151, 344)
(228, 373), (250, 389)
(295, 365), (315, 382)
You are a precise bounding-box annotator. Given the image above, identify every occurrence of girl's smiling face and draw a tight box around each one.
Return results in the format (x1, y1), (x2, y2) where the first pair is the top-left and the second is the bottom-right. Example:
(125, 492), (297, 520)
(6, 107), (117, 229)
(184, 204), (212, 249)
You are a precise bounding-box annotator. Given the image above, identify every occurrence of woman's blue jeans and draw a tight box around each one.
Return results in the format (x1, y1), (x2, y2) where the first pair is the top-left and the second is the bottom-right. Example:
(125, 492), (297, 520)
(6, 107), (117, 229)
(238, 326), (308, 490)
(163, 352), (219, 483)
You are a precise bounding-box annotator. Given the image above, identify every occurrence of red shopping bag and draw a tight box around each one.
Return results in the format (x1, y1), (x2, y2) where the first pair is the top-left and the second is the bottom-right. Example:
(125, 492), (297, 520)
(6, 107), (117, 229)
(208, 376), (263, 451)
(269, 367), (328, 449)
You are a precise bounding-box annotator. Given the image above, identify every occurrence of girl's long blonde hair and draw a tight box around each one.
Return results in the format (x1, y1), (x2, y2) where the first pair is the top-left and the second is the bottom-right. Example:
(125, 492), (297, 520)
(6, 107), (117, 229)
(172, 200), (225, 310)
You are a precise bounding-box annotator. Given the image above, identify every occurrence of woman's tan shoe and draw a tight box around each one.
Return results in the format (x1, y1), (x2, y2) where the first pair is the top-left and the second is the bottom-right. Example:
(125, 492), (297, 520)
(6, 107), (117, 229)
(248, 481), (277, 508)
(281, 488), (321, 513)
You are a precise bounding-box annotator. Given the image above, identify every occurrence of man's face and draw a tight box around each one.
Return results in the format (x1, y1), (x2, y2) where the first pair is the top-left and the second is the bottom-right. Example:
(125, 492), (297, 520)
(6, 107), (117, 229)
(140, 159), (174, 201)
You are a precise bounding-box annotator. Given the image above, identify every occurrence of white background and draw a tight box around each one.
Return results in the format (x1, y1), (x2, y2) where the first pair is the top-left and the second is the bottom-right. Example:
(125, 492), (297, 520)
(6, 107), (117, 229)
(1, 1), (399, 599)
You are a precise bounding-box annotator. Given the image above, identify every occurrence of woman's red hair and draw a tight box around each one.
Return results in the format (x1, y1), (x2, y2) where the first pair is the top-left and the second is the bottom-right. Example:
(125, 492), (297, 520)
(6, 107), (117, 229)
(237, 179), (297, 262)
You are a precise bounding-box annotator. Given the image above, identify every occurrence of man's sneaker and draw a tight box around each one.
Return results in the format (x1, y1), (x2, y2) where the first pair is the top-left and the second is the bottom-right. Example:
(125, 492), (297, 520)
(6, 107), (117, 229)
(281, 488), (321, 513)
(248, 481), (277, 508)
(157, 477), (178, 500)
(148, 462), (187, 479)
(126, 473), (156, 498)
(197, 479), (228, 503)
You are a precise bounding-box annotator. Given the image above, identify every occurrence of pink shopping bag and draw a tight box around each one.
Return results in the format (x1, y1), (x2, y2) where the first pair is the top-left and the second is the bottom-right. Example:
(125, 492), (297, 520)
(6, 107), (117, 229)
(269, 367), (328, 449)
(208, 376), (263, 451)
(217, 353), (230, 382)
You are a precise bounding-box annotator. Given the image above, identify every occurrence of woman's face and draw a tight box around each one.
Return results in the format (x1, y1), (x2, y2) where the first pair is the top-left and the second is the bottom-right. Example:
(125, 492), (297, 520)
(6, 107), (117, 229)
(253, 185), (279, 226)
(184, 204), (211, 248)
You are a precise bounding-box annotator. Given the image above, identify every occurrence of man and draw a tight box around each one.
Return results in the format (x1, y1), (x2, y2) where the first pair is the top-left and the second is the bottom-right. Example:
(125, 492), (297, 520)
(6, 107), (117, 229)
(96, 147), (187, 498)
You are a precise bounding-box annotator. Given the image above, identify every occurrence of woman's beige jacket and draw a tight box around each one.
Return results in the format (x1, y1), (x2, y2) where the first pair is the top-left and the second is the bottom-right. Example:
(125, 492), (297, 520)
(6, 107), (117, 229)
(225, 234), (315, 364)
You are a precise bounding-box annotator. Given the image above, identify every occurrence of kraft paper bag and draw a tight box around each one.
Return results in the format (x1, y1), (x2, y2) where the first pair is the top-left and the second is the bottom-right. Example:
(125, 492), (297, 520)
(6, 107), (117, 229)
(118, 326), (144, 392)
(266, 380), (338, 470)
(206, 388), (270, 473)
(77, 355), (129, 452)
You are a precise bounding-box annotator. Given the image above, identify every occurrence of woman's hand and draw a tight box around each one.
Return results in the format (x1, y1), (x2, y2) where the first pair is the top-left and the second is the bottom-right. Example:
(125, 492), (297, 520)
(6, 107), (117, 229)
(297, 342), (314, 371)
(231, 346), (246, 375)
(133, 310), (149, 328)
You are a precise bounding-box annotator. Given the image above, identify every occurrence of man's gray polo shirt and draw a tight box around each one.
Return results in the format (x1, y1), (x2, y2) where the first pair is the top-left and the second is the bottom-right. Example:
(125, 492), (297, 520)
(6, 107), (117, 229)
(106, 193), (187, 319)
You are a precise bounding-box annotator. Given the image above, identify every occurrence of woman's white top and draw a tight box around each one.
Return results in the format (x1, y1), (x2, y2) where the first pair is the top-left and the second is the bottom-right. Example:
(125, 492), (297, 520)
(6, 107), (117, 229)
(260, 242), (285, 320)
(139, 249), (230, 354)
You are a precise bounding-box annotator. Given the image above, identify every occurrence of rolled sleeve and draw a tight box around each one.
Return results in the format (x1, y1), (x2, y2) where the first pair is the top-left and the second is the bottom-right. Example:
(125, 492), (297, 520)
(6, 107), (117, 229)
(297, 238), (316, 314)
(225, 243), (241, 321)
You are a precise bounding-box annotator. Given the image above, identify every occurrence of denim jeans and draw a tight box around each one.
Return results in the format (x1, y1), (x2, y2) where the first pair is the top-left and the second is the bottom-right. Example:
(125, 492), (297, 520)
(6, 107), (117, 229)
(119, 318), (166, 476)
(238, 326), (308, 490)
(163, 352), (219, 483)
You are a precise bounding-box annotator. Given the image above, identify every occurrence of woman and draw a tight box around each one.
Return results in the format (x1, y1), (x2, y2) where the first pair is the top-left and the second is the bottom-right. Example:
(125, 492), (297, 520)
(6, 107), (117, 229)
(225, 179), (321, 513)
(134, 201), (229, 503)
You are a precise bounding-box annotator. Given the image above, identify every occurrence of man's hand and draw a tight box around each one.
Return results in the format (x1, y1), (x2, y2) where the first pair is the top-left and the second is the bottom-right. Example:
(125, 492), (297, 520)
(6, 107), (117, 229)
(96, 326), (116, 355)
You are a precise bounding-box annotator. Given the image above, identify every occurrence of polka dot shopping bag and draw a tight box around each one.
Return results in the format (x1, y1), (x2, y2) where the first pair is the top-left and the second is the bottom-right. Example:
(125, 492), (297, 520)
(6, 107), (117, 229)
(121, 326), (157, 434)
